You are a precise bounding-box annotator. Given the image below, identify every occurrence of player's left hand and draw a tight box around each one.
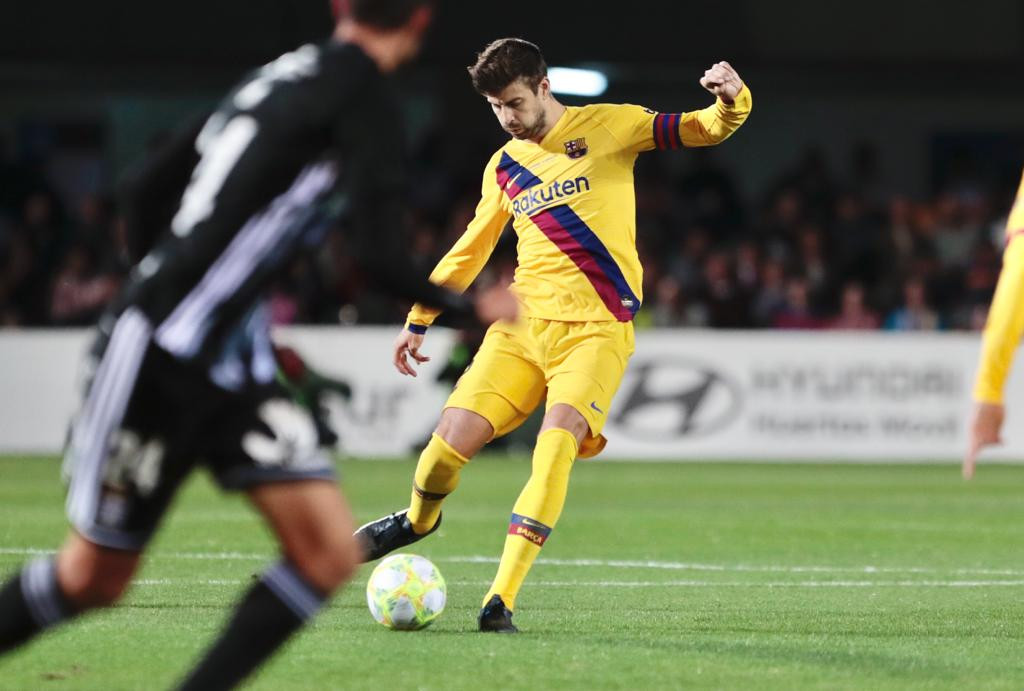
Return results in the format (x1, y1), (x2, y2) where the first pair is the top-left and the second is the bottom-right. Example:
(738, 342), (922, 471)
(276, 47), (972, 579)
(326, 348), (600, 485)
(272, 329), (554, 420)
(700, 61), (744, 104)
(963, 401), (1005, 479)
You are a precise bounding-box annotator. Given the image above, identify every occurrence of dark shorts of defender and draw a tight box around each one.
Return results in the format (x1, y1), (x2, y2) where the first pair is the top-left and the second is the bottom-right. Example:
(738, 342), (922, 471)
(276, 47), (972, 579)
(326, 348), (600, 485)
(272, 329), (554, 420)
(64, 309), (335, 551)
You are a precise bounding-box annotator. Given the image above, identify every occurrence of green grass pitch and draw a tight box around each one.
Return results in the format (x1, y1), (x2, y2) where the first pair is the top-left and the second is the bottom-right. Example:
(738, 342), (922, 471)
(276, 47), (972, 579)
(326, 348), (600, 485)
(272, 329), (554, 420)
(1, 455), (1023, 690)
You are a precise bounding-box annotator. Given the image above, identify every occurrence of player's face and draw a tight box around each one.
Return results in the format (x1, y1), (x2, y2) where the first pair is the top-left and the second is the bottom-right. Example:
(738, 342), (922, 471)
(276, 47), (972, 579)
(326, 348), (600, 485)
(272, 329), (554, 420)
(485, 79), (548, 140)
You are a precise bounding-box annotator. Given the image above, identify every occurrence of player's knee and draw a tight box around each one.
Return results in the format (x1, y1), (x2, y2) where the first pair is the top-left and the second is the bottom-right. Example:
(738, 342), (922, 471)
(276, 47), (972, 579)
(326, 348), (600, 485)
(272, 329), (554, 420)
(541, 404), (589, 445)
(435, 408), (492, 458)
(287, 530), (359, 593)
(57, 545), (138, 609)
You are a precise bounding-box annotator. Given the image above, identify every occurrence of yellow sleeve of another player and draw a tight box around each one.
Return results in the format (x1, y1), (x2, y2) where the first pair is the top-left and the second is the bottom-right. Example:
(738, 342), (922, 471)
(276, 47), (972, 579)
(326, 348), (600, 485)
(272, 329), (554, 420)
(599, 85), (752, 153)
(406, 151), (511, 330)
(974, 177), (1024, 403)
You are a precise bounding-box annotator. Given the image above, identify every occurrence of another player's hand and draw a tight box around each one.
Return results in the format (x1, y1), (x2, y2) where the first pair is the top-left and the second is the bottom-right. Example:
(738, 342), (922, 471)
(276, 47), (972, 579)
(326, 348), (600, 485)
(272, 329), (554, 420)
(963, 401), (1005, 479)
(473, 284), (519, 324)
(699, 61), (744, 104)
(394, 329), (429, 377)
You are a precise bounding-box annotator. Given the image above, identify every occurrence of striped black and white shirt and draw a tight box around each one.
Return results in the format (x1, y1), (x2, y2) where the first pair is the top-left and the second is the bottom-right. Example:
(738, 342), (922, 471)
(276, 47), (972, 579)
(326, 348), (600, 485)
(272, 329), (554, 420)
(100, 40), (472, 390)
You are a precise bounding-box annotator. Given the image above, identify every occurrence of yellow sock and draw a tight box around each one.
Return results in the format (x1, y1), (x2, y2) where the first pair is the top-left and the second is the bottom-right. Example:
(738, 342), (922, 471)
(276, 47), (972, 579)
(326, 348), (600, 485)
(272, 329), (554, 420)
(407, 433), (468, 534)
(483, 428), (578, 611)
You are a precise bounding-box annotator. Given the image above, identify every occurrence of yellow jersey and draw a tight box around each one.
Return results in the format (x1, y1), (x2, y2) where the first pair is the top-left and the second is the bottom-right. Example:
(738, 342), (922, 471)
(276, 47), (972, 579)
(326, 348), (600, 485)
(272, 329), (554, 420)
(975, 171), (1024, 403)
(407, 86), (753, 330)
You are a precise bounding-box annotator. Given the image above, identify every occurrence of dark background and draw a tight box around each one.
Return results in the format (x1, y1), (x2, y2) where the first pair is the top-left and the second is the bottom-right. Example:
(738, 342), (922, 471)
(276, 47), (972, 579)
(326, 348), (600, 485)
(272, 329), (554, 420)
(1, 0), (1023, 331)
(4, 0), (1023, 192)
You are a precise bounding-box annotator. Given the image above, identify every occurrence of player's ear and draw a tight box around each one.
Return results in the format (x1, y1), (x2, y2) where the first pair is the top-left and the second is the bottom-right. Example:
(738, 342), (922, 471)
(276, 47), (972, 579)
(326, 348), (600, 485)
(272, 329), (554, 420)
(537, 77), (551, 100)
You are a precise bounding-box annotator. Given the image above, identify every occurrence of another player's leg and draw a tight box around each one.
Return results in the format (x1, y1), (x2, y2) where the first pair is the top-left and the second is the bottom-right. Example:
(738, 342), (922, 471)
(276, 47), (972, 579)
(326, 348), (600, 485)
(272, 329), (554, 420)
(2, 307), (168, 654)
(177, 480), (360, 691)
(0, 533), (140, 654)
(355, 407), (491, 560)
(479, 404), (586, 633)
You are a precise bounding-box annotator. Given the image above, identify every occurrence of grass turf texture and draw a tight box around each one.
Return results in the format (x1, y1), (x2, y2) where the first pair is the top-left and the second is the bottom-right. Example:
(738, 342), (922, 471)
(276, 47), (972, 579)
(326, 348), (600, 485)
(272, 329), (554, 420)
(1, 456), (1023, 690)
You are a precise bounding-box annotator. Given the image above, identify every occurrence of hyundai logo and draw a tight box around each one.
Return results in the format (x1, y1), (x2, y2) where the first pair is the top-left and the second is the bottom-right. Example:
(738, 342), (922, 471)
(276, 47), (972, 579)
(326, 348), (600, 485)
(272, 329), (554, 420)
(610, 359), (742, 440)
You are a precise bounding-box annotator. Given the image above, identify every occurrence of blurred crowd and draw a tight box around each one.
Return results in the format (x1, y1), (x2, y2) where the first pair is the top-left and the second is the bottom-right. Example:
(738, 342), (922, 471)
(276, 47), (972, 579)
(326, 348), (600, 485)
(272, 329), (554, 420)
(0, 134), (1015, 332)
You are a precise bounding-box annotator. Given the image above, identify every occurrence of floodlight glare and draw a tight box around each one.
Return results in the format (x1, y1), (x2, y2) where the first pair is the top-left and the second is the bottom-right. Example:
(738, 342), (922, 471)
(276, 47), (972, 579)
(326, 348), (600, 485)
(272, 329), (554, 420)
(548, 67), (608, 97)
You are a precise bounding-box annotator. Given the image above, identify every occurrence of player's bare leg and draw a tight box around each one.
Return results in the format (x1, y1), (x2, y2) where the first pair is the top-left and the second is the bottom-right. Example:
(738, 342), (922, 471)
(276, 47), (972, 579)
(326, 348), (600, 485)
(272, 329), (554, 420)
(56, 533), (141, 609)
(177, 480), (359, 690)
(355, 407), (493, 561)
(0, 532), (141, 654)
(480, 403), (587, 632)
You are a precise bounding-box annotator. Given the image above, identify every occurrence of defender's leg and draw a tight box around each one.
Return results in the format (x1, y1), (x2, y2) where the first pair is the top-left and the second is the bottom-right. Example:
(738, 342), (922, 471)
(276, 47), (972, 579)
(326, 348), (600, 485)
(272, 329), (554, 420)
(178, 480), (358, 691)
(0, 534), (141, 654)
(480, 320), (633, 632)
(479, 404), (587, 633)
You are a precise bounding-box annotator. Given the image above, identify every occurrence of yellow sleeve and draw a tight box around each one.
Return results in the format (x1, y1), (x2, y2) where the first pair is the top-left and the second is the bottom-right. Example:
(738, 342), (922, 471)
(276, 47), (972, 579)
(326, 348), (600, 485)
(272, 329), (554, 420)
(406, 151), (511, 330)
(974, 234), (1024, 403)
(595, 85), (752, 153)
(677, 84), (752, 148)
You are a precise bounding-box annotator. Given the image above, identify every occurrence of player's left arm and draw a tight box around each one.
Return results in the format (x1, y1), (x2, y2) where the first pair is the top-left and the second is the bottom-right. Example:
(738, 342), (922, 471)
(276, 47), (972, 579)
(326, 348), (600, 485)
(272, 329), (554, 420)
(600, 62), (750, 153)
(677, 61), (751, 147)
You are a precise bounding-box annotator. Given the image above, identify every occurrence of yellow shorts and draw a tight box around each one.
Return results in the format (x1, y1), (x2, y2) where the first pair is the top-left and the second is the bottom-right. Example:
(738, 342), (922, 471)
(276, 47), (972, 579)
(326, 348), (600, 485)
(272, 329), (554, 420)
(444, 317), (635, 458)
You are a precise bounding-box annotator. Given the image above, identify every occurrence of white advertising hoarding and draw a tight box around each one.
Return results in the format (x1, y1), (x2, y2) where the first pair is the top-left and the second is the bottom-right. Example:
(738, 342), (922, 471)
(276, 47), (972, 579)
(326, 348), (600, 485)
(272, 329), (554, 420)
(600, 331), (1012, 460)
(1, 327), (1022, 462)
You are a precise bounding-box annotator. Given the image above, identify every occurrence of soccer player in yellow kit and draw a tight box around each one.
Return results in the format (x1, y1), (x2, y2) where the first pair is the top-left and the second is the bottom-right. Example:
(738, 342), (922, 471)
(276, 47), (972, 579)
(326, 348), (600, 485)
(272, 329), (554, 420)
(964, 171), (1024, 479)
(355, 38), (752, 631)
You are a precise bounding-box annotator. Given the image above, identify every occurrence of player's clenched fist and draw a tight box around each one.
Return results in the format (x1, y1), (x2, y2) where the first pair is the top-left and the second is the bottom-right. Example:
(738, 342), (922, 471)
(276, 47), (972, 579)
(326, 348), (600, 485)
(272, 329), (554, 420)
(699, 61), (744, 104)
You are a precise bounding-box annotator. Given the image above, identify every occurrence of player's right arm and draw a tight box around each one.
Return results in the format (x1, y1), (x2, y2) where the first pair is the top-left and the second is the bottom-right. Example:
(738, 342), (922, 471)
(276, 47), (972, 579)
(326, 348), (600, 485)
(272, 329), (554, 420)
(395, 151), (513, 377)
(965, 173), (1024, 477)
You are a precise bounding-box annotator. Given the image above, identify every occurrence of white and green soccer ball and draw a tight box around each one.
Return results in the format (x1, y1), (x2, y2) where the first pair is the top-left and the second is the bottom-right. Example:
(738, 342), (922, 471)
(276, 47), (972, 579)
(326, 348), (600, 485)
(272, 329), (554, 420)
(366, 554), (446, 630)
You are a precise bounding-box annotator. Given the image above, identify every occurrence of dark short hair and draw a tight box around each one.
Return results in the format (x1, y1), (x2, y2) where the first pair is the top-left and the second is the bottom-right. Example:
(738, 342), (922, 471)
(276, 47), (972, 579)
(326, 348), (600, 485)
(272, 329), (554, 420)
(468, 38), (547, 95)
(336, 0), (432, 29)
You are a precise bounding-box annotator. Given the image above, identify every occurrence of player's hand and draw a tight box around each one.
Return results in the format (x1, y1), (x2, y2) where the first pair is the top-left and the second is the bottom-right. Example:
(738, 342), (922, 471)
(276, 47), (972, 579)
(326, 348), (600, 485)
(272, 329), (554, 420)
(394, 329), (429, 377)
(699, 61), (744, 104)
(963, 401), (1005, 479)
(473, 284), (519, 324)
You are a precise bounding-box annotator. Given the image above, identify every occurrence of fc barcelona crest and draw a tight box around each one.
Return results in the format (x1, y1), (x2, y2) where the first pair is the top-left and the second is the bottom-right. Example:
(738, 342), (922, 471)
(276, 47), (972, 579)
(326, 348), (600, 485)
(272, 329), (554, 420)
(563, 137), (588, 159)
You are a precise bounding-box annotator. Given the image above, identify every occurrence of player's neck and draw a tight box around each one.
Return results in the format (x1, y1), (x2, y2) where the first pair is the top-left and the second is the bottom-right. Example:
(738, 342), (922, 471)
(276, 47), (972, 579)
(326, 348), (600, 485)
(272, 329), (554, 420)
(334, 20), (405, 73)
(529, 102), (567, 144)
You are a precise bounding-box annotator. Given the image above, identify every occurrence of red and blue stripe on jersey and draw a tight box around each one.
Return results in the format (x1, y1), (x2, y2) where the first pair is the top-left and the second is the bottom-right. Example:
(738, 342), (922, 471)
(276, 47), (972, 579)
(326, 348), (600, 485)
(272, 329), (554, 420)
(495, 152), (641, 322)
(531, 204), (640, 322)
(496, 151), (544, 199)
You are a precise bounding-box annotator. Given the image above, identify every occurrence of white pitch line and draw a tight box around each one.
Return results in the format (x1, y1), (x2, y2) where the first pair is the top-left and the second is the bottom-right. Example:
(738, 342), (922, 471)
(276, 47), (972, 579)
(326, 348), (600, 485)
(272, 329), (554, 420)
(441, 555), (1024, 577)
(521, 580), (1024, 588)
(135, 579), (243, 586)
(125, 577), (1024, 589)
(4, 547), (1024, 578)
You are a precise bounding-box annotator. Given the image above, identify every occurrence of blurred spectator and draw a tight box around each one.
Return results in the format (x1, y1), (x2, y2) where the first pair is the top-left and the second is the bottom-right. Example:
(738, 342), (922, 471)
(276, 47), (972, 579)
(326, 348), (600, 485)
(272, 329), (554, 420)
(828, 282), (880, 330)
(48, 244), (120, 325)
(884, 277), (941, 331)
(693, 250), (749, 328)
(932, 193), (979, 269)
(667, 227), (711, 294)
(751, 258), (787, 327)
(773, 277), (821, 330)
(0, 131), (1015, 333)
(796, 224), (830, 298)
(649, 275), (684, 328)
(675, 148), (743, 234)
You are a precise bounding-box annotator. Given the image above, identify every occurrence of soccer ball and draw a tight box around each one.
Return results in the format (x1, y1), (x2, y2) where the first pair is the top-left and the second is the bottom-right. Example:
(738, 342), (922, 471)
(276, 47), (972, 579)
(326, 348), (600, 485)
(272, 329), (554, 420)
(365, 554), (446, 630)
